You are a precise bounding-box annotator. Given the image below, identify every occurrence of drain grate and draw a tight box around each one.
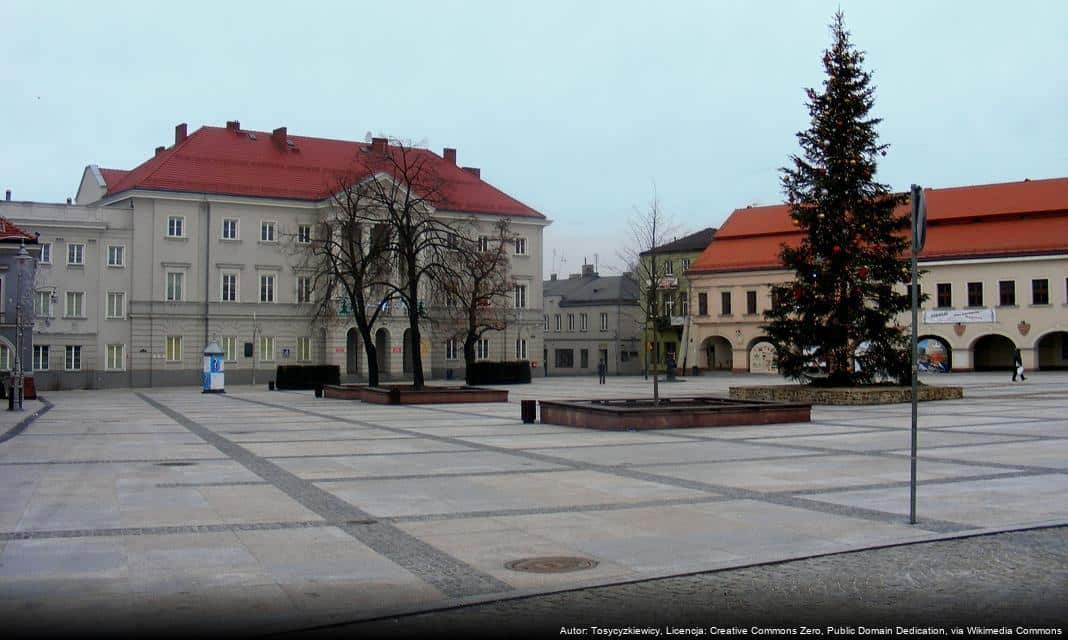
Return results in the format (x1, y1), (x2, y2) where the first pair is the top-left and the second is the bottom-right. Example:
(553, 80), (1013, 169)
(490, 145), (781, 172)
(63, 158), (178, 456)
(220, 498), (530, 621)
(504, 556), (599, 573)
(156, 462), (197, 467)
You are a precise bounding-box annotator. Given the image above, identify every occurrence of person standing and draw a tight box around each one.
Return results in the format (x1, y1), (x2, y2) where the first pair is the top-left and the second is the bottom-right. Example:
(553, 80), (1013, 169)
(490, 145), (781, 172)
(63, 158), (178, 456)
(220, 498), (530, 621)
(597, 359), (607, 384)
(1012, 348), (1026, 382)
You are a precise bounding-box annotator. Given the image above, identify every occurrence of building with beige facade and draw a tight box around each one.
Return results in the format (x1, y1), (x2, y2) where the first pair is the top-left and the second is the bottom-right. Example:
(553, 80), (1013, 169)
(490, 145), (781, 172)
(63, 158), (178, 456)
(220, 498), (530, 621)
(1, 122), (549, 389)
(685, 177), (1068, 375)
(542, 264), (642, 376)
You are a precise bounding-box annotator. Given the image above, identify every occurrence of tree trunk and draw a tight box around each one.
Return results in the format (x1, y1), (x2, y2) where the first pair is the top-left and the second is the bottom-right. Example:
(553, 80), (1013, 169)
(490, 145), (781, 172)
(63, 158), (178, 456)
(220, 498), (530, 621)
(463, 335), (477, 385)
(406, 274), (425, 390)
(362, 340), (380, 387)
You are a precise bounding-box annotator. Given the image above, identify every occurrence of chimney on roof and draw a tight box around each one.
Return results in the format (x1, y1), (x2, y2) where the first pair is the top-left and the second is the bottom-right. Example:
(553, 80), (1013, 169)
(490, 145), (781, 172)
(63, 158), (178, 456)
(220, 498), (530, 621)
(175, 123), (188, 144)
(155, 146), (165, 156)
(462, 166), (481, 179)
(550, 273), (557, 281)
(226, 120), (241, 132)
(371, 137), (388, 153)
(4, 190), (10, 201)
(66, 197), (72, 204)
(443, 148), (457, 164)
(272, 127), (287, 148)
(581, 263), (596, 277)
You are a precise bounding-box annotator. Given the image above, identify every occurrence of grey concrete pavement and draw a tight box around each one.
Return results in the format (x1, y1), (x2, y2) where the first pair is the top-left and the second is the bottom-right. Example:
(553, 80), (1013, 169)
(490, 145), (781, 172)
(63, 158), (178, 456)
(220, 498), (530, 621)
(1, 371), (1066, 637)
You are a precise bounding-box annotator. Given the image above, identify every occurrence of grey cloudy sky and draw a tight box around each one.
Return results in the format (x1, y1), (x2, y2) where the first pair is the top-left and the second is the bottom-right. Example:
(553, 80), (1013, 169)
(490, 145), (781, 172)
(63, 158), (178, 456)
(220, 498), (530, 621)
(3, 1), (1066, 276)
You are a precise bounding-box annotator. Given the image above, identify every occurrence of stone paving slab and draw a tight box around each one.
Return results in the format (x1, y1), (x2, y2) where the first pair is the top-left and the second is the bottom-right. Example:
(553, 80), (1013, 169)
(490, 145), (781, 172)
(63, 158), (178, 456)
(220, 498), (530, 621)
(2, 371), (1067, 635)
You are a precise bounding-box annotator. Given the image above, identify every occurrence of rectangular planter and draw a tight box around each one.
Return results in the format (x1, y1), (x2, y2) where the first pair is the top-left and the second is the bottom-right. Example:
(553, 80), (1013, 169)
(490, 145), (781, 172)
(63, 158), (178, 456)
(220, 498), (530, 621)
(359, 385), (508, 405)
(538, 397), (810, 431)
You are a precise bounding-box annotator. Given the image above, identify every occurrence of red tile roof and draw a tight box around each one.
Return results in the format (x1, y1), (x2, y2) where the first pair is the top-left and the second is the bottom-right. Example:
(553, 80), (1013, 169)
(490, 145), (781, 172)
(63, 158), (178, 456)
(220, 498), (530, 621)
(0, 215), (38, 243)
(102, 125), (544, 218)
(98, 168), (129, 188)
(689, 177), (1068, 273)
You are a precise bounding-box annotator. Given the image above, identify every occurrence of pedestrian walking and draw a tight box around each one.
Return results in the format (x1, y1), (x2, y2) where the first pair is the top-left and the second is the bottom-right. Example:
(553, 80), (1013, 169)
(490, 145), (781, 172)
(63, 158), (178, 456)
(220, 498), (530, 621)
(597, 360), (607, 384)
(1012, 348), (1026, 382)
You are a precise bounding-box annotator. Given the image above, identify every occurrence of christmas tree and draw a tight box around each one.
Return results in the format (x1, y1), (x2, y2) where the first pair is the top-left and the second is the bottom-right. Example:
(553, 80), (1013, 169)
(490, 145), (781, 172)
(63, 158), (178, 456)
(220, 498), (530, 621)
(763, 11), (912, 386)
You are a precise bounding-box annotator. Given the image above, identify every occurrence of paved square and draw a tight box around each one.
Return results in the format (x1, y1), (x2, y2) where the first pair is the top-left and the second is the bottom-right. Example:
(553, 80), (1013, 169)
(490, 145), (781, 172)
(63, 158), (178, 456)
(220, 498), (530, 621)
(2, 372), (1066, 635)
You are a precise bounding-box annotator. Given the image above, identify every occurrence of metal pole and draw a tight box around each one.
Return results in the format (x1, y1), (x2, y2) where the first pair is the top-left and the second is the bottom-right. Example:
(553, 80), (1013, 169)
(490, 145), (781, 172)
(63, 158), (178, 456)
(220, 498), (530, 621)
(251, 312), (257, 387)
(909, 184), (920, 525)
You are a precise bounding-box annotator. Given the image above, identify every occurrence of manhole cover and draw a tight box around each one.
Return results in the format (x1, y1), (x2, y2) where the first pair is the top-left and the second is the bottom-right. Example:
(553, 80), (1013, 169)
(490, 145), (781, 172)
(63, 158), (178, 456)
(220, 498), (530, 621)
(504, 556), (598, 573)
(156, 462), (197, 467)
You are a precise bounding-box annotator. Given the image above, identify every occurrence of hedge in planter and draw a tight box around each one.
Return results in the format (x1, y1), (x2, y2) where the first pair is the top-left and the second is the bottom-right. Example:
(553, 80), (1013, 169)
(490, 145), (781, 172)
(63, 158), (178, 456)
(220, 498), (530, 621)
(275, 365), (341, 390)
(466, 361), (531, 385)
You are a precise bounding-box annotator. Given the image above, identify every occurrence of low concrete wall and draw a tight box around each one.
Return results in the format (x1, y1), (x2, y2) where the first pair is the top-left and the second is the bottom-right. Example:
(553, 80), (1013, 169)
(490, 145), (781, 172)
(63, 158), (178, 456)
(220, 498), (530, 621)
(729, 385), (964, 405)
(539, 398), (811, 431)
(323, 385), (507, 404)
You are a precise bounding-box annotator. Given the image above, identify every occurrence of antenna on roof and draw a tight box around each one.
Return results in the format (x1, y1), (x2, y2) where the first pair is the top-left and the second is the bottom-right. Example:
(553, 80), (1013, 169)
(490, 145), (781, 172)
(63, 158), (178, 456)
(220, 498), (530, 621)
(364, 131), (373, 143)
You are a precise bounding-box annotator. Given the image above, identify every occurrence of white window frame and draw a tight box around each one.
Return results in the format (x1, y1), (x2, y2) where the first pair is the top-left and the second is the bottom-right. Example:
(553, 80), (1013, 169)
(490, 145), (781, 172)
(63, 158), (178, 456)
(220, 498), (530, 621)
(515, 338), (527, 360)
(65, 345), (82, 371)
(65, 291), (85, 318)
(513, 283), (527, 309)
(106, 344), (125, 371)
(555, 314), (561, 332)
(514, 236), (527, 255)
(446, 338), (458, 360)
(166, 272), (184, 302)
(477, 236), (490, 252)
(600, 312), (609, 331)
(260, 336), (275, 362)
(67, 243), (84, 265)
(105, 291), (126, 319)
(222, 336), (238, 362)
(165, 336), (182, 362)
(297, 336), (311, 362)
(35, 290), (54, 318)
(543, 315), (549, 331)
(259, 273), (276, 303)
(39, 243), (52, 264)
(0, 344), (11, 371)
(567, 313), (575, 332)
(297, 276), (312, 304)
(106, 244), (125, 268)
(476, 338), (489, 361)
(260, 220), (277, 242)
(221, 272), (239, 302)
(33, 344), (49, 371)
(167, 215), (185, 238)
(222, 218), (239, 240)
(297, 224), (312, 244)
(580, 313), (588, 332)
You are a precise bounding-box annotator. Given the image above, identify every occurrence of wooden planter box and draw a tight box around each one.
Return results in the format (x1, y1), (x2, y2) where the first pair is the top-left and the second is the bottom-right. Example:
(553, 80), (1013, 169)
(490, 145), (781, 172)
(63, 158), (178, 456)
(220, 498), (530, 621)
(538, 397), (811, 431)
(323, 384), (507, 404)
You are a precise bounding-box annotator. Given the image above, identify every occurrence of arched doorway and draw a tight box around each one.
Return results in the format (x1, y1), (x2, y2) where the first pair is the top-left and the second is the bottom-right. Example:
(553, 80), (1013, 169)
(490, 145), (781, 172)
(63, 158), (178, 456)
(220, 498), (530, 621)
(375, 328), (390, 375)
(701, 336), (733, 370)
(973, 334), (1015, 371)
(402, 329), (413, 375)
(1036, 331), (1068, 370)
(345, 328), (360, 374)
(917, 336), (952, 373)
(748, 338), (777, 374)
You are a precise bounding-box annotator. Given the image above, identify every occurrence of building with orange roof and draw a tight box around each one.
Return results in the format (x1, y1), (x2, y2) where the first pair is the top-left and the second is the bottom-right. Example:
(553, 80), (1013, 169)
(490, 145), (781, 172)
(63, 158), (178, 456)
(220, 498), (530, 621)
(685, 177), (1068, 375)
(1, 122), (550, 389)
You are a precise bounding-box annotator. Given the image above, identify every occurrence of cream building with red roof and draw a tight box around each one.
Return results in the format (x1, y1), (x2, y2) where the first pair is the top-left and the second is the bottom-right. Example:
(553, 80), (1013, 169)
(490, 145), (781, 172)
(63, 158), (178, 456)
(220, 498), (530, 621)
(2, 121), (550, 389)
(685, 177), (1068, 375)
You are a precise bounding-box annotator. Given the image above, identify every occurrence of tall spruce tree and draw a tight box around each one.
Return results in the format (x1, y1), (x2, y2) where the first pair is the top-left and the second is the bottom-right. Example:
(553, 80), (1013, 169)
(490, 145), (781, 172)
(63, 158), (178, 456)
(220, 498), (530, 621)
(763, 11), (912, 386)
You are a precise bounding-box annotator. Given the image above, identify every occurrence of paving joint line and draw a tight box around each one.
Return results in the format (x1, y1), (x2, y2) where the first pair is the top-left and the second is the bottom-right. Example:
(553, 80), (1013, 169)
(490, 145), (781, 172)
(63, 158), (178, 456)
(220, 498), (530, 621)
(0, 398), (54, 444)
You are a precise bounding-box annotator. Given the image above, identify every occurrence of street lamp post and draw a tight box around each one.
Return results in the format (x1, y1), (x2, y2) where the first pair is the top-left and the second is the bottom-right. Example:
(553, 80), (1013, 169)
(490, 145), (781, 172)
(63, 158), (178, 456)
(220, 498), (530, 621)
(9, 243), (34, 411)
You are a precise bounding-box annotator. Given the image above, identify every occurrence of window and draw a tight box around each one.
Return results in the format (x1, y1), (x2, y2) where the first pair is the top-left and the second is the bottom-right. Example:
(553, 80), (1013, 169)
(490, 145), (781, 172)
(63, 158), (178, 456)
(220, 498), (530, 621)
(106, 344), (124, 371)
(222, 336), (237, 362)
(514, 237), (527, 255)
(513, 284), (527, 309)
(746, 291), (757, 315)
(167, 216), (185, 238)
(721, 291), (732, 315)
(33, 345), (49, 371)
(165, 336), (182, 362)
(259, 274), (275, 303)
(221, 273), (238, 302)
(35, 291), (53, 318)
(681, 258), (690, 271)
(544, 315), (549, 331)
(297, 276), (312, 304)
(555, 314), (561, 331)
(580, 313), (588, 332)
(297, 337), (311, 362)
(580, 349), (589, 369)
(64, 291), (84, 318)
(1032, 278), (1050, 305)
(999, 280), (1016, 306)
(446, 338), (458, 360)
(260, 221), (276, 242)
(555, 349), (574, 368)
(567, 314), (575, 331)
(166, 272), (184, 301)
(0, 345), (10, 371)
(106, 292), (125, 319)
(222, 218), (238, 240)
(967, 282), (984, 307)
(260, 336), (274, 361)
(515, 338), (527, 359)
(39, 243), (52, 264)
(297, 224), (312, 244)
(698, 292), (708, 316)
(476, 338), (489, 360)
(936, 283), (952, 308)
(65, 345), (82, 371)
(600, 312), (608, 331)
(680, 292), (688, 316)
(478, 236), (490, 252)
(106, 245), (124, 267)
(663, 293), (675, 317)
(67, 243), (84, 265)
(664, 260), (673, 276)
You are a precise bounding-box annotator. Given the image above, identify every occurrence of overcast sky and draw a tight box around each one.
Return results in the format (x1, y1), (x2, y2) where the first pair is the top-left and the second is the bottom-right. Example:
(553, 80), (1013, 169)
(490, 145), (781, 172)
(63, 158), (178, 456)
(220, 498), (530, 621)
(3, 1), (1066, 276)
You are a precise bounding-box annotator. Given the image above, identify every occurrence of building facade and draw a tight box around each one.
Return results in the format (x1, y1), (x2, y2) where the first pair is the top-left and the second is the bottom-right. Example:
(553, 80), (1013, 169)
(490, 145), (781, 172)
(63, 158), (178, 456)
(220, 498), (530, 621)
(0, 213), (40, 387)
(685, 178), (1068, 374)
(1, 122), (549, 389)
(542, 264), (642, 376)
